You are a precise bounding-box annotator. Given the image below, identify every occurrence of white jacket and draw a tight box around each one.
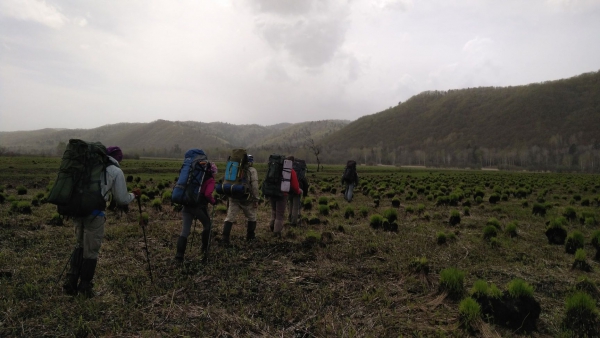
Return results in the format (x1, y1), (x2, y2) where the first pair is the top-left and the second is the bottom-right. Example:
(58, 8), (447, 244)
(102, 156), (135, 205)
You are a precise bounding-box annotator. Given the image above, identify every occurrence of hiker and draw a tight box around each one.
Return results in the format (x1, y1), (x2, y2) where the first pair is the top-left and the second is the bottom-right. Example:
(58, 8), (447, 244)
(342, 160), (359, 202)
(63, 146), (141, 297)
(222, 154), (260, 244)
(269, 156), (302, 237)
(288, 158), (308, 226)
(175, 162), (217, 263)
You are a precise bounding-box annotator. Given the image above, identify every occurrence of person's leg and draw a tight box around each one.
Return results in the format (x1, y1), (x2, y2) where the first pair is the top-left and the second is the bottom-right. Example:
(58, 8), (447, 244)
(63, 218), (84, 294)
(240, 203), (257, 240)
(79, 215), (105, 297)
(222, 198), (238, 244)
(346, 183), (355, 202)
(195, 205), (212, 253)
(176, 207), (194, 262)
(269, 197), (277, 232)
(273, 196), (288, 234)
(290, 195), (300, 225)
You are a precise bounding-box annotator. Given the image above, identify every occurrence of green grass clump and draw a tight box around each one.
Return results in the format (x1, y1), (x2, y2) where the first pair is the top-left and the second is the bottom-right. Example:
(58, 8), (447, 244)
(436, 232), (447, 244)
(303, 197), (313, 210)
(505, 221), (518, 237)
(574, 248), (587, 262)
(343, 206), (354, 219)
(459, 297), (481, 329)
(17, 186), (27, 195)
(318, 204), (330, 216)
(369, 214), (384, 228)
(439, 267), (465, 297)
(409, 257), (429, 274)
(486, 217), (501, 229)
(506, 279), (534, 298)
(318, 196), (328, 205)
(470, 280), (489, 297)
(151, 198), (162, 210)
(565, 230), (585, 254)
(591, 230), (600, 249)
(565, 292), (597, 315)
(161, 191), (172, 202)
(216, 205), (228, 214)
(483, 225), (498, 240)
(563, 291), (600, 337)
(563, 206), (577, 221)
(359, 206), (369, 218)
(382, 208), (398, 222)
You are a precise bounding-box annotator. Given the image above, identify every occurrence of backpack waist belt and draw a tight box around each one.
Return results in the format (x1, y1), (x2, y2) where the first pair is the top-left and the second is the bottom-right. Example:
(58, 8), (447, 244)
(91, 210), (105, 217)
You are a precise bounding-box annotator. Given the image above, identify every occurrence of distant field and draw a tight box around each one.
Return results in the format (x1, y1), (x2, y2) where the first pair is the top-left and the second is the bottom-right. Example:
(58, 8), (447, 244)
(1, 156), (599, 337)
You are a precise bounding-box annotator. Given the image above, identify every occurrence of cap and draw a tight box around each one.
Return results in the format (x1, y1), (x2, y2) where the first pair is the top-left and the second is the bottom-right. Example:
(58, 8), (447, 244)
(106, 146), (123, 162)
(247, 154), (254, 163)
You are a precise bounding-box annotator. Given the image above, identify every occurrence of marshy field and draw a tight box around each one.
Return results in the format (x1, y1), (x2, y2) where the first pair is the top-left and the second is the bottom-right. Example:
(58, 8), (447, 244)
(1, 156), (599, 337)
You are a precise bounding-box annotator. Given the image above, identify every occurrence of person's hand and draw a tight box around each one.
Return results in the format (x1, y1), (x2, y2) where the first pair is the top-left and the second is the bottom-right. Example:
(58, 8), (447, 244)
(132, 189), (142, 199)
(298, 189), (303, 196)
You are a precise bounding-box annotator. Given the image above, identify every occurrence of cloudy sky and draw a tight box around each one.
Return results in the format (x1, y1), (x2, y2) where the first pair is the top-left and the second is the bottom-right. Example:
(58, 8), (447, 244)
(1, 0), (599, 132)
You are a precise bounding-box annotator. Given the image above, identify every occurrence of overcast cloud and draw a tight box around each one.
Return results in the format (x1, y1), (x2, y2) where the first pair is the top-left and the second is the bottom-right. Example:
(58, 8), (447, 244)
(1, 0), (599, 131)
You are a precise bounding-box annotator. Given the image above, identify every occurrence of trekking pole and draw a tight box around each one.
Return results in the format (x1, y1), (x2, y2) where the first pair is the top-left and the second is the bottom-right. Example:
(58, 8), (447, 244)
(203, 205), (216, 264)
(56, 246), (75, 285)
(137, 196), (154, 283)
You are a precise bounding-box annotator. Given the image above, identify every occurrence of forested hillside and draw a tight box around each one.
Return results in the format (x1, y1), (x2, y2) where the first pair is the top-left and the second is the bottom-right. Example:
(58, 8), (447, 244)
(321, 70), (600, 172)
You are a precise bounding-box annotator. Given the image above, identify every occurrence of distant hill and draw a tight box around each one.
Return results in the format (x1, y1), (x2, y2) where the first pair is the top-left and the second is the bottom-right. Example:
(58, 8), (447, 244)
(0, 119), (350, 162)
(321, 70), (600, 172)
(2, 71), (599, 171)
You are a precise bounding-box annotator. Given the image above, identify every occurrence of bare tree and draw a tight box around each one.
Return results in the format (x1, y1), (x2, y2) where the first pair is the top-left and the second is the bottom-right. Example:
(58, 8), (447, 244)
(301, 128), (323, 172)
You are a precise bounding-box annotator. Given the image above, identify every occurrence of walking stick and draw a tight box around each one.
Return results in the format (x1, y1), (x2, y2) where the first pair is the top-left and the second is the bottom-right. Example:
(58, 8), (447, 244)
(137, 196), (154, 283)
(203, 205), (216, 264)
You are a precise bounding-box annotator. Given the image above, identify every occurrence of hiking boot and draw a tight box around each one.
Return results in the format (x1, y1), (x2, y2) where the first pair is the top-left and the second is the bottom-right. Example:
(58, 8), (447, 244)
(62, 273), (79, 295)
(246, 221), (257, 241)
(222, 221), (233, 245)
(201, 230), (210, 253)
(269, 220), (275, 232)
(77, 258), (97, 298)
(175, 236), (187, 262)
(63, 247), (83, 295)
(273, 232), (282, 239)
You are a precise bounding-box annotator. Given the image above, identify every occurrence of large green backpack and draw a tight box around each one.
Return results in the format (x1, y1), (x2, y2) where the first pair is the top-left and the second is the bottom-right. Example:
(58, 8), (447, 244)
(47, 139), (112, 217)
(215, 148), (251, 199)
(261, 154), (287, 198)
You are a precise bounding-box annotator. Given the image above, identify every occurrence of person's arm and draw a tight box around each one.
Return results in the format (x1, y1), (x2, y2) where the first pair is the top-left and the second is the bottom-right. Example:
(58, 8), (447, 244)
(108, 167), (135, 205)
(204, 177), (216, 205)
(250, 168), (260, 201)
(290, 170), (301, 195)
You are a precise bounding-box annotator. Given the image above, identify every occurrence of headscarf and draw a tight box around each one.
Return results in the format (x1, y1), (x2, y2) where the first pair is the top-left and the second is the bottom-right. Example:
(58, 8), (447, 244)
(106, 146), (123, 162)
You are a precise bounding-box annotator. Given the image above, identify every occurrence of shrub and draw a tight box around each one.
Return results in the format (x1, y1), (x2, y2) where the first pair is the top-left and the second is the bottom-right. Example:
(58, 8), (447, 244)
(343, 206), (354, 219)
(505, 221), (518, 237)
(17, 186), (27, 195)
(359, 206), (369, 218)
(459, 297), (481, 329)
(448, 210), (461, 226)
(488, 193), (500, 204)
(369, 214), (384, 229)
(318, 204), (330, 216)
(506, 279), (534, 298)
(382, 208), (398, 223)
(486, 217), (501, 229)
(437, 232), (447, 244)
(563, 292), (600, 337)
(439, 268), (465, 297)
(563, 206), (577, 221)
(483, 225), (498, 240)
(565, 230), (585, 254)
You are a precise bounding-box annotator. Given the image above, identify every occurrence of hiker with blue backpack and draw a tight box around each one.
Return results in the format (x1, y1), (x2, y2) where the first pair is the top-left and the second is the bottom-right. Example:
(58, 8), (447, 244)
(175, 162), (217, 263)
(219, 151), (261, 244)
(50, 144), (141, 298)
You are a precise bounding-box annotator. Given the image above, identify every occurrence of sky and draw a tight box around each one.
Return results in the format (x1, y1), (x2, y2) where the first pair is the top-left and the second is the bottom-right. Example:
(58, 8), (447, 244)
(1, 0), (600, 132)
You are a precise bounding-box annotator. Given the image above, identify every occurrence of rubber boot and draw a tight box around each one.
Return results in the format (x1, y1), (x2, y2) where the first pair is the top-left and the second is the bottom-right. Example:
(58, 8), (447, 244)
(77, 258), (97, 298)
(222, 221), (233, 245)
(201, 230), (210, 253)
(246, 221), (257, 241)
(175, 236), (187, 263)
(62, 247), (83, 295)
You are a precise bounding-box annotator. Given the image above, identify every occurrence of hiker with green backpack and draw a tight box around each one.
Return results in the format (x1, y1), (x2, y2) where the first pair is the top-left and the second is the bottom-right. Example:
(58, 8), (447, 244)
(342, 160), (359, 202)
(48, 143), (141, 297)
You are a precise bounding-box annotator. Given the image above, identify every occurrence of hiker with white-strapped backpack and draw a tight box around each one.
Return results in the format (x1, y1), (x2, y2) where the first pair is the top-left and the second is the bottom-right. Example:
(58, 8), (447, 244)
(342, 160), (359, 202)
(288, 158), (308, 226)
(262, 155), (302, 237)
(48, 142), (140, 298)
(172, 149), (217, 264)
(216, 150), (260, 245)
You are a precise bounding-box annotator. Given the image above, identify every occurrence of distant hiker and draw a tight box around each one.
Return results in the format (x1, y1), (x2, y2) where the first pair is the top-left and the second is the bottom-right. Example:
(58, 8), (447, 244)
(52, 144), (141, 298)
(288, 158), (308, 226)
(175, 161), (217, 263)
(342, 160), (359, 202)
(221, 152), (260, 244)
(263, 155), (302, 237)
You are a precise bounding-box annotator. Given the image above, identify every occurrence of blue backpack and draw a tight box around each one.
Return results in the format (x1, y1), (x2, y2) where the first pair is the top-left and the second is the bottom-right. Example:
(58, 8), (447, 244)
(171, 149), (209, 206)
